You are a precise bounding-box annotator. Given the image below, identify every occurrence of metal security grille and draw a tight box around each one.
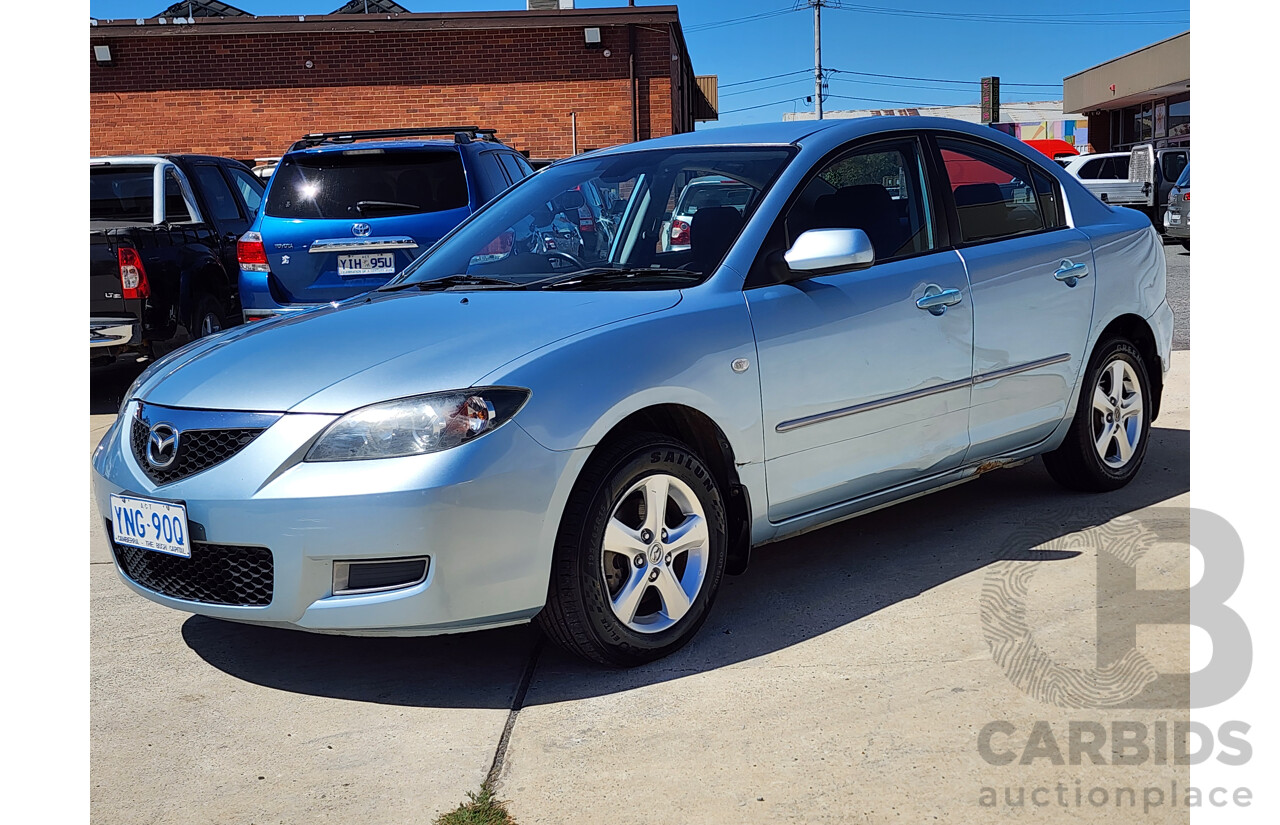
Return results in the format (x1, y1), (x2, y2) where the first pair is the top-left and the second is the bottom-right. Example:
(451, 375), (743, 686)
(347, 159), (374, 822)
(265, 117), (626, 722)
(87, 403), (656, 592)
(130, 416), (264, 486)
(112, 537), (273, 607)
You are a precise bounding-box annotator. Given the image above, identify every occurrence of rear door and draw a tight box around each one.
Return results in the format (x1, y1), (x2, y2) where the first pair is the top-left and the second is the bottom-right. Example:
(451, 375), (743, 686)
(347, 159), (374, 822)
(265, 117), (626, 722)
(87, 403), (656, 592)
(933, 134), (1096, 460)
(258, 147), (472, 304)
(190, 162), (252, 279)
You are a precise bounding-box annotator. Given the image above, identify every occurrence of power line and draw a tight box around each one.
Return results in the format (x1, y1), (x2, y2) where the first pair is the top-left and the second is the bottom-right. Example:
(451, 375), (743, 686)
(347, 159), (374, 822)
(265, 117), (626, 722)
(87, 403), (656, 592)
(828, 68), (1061, 88)
(684, 7), (799, 33)
(831, 3), (1188, 25)
(719, 69), (813, 89)
(720, 77), (814, 98)
(719, 96), (809, 115)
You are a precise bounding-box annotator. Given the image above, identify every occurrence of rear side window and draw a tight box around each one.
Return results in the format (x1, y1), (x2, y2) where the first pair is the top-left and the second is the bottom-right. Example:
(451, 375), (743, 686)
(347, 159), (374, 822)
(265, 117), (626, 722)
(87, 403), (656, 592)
(938, 138), (1042, 244)
(91, 167), (153, 221)
(191, 165), (242, 223)
(226, 166), (265, 216)
(1076, 158), (1104, 180)
(1161, 151), (1188, 184)
(1102, 156), (1129, 179)
(265, 149), (469, 219)
(164, 171), (194, 223)
(497, 153), (531, 184)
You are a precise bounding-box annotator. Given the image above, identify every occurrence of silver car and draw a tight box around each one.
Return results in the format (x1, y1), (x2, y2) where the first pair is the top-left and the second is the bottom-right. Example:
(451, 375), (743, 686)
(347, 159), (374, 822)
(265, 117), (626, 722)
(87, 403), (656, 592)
(92, 118), (1173, 666)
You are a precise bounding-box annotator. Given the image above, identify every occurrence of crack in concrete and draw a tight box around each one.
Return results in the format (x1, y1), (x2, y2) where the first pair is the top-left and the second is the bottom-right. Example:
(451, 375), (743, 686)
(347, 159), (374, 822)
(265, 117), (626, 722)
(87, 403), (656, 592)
(485, 637), (542, 788)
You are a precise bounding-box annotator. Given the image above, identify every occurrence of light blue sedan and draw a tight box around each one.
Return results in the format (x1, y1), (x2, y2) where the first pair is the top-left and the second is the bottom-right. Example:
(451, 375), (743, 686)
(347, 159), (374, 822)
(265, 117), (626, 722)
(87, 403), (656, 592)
(92, 118), (1173, 666)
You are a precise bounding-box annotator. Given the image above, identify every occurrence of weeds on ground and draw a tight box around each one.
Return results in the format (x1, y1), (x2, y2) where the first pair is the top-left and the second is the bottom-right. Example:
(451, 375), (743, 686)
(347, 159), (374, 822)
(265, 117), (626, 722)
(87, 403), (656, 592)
(435, 784), (517, 825)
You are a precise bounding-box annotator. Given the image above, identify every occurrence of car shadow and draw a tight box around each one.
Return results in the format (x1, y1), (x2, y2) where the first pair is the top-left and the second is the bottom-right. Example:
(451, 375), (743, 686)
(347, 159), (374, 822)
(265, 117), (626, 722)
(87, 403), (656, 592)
(182, 426), (1189, 709)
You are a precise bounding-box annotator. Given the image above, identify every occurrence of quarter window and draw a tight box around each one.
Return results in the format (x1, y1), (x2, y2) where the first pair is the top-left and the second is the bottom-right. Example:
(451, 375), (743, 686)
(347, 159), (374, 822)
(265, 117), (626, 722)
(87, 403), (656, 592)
(225, 166), (264, 216)
(937, 138), (1043, 243)
(786, 140), (935, 261)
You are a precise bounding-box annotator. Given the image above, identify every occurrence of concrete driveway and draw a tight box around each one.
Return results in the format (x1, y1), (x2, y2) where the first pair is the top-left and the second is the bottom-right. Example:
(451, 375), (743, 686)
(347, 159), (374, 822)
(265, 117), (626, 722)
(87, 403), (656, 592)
(91, 349), (1191, 824)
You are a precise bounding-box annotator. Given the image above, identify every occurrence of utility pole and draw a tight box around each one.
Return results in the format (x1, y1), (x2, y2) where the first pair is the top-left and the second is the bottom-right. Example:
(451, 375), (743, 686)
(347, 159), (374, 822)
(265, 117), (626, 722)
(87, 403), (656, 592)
(812, 0), (824, 120)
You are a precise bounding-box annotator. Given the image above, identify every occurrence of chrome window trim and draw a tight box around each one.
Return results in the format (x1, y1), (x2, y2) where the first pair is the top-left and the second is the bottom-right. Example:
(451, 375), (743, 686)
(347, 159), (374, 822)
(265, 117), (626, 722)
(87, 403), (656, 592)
(775, 353), (1071, 433)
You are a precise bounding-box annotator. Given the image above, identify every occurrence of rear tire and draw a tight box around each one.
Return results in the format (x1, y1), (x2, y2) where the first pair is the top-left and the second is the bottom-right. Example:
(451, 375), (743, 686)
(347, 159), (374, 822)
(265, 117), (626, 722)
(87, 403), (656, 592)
(537, 432), (727, 666)
(1043, 338), (1152, 492)
(190, 294), (226, 339)
(1180, 240), (1190, 251)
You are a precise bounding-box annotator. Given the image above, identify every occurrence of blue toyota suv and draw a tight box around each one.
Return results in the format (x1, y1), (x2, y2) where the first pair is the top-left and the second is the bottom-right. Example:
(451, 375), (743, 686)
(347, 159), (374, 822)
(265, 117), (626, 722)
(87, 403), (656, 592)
(238, 127), (535, 322)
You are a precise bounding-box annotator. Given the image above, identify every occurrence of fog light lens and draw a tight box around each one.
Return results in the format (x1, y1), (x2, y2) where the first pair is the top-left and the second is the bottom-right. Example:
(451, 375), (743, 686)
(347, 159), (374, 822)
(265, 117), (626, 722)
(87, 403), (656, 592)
(333, 557), (429, 595)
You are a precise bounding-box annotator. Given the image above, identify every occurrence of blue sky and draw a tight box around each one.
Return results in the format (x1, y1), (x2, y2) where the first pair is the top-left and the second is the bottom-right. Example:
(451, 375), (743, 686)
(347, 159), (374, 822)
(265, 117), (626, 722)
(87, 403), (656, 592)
(88, 1), (1191, 127)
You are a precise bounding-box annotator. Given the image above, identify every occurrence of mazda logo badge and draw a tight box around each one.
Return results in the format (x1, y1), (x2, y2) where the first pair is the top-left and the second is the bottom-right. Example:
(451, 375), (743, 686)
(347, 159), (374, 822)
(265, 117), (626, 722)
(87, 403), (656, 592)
(146, 423), (180, 470)
(351, 222), (371, 237)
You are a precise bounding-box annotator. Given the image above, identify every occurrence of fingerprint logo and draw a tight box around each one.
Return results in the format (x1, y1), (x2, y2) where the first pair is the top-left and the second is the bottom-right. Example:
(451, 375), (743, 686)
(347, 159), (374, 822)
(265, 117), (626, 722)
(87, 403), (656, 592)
(980, 510), (1167, 708)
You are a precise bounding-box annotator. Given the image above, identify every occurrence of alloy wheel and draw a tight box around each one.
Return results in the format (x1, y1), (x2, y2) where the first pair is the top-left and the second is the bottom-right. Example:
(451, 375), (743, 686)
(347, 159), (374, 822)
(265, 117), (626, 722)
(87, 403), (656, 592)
(600, 473), (710, 634)
(1091, 358), (1144, 469)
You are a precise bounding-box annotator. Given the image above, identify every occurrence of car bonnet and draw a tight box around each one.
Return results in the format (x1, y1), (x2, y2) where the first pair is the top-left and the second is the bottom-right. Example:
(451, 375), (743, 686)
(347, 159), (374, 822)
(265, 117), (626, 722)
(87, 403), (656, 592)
(136, 289), (682, 414)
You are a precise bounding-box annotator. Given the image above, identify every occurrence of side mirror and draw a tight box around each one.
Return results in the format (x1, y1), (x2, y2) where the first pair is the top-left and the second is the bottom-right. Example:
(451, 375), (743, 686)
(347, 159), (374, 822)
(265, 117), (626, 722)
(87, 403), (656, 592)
(783, 228), (875, 274)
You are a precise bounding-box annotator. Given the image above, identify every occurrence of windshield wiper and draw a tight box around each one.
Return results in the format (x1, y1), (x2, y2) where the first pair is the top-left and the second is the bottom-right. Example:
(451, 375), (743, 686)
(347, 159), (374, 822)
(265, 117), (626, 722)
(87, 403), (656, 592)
(355, 200), (424, 215)
(380, 274), (521, 292)
(541, 267), (702, 289)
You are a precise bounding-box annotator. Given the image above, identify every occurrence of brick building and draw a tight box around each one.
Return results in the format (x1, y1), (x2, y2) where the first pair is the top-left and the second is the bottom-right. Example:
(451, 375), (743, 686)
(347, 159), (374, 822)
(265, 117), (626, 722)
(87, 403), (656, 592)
(89, 4), (711, 162)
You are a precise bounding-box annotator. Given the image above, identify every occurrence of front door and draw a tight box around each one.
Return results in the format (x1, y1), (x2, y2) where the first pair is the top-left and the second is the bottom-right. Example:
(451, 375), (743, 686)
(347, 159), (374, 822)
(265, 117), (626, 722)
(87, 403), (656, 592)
(745, 137), (974, 522)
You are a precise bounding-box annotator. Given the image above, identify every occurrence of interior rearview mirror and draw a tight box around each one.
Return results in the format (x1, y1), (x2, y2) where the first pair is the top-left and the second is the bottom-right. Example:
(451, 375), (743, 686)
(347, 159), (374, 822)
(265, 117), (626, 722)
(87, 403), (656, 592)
(783, 228), (875, 274)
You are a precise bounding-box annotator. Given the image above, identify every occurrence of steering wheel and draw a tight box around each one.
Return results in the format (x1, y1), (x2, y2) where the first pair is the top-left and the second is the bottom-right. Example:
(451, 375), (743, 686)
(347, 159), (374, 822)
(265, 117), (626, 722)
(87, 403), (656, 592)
(544, 251), (586, 272)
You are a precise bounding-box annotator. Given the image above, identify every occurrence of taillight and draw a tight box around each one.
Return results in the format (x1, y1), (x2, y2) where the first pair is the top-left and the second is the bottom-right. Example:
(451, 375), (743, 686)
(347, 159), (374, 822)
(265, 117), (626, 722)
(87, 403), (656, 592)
(469, 230), (515, 265)
(1184, 192), (1190, 201)
(670, 219), (691, 246)
(238, 230), (270, 272)
(118, 246), (150, 299)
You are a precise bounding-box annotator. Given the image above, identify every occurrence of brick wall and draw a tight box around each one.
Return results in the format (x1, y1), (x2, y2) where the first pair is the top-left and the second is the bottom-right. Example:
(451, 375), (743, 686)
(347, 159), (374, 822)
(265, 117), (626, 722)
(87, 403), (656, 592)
(90, 24), (680, 160)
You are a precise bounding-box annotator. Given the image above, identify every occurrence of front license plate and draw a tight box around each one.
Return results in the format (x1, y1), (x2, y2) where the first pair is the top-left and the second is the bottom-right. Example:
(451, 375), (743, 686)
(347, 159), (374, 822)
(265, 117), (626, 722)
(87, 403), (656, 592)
(110, 494), (190, 558)
(338, 253), (396, 276)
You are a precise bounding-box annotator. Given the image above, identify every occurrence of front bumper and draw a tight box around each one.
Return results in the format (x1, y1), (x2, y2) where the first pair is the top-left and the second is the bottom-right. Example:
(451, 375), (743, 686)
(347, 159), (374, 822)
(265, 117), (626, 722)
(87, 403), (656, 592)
(92, 406), (581, 635)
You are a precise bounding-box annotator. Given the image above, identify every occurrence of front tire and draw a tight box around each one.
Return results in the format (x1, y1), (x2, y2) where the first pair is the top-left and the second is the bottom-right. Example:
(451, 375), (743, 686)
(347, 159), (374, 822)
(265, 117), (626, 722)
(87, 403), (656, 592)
(537, 432), (728, 666)
(1043, 338), (1152, 492)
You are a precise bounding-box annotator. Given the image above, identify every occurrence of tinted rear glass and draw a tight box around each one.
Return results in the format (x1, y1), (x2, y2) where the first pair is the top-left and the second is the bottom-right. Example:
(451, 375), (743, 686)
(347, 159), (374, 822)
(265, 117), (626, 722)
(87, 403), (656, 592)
(678, 182), (753, 215)
(265, 149), (469, 219)
(91, 167), (154, 221)
(1176, 166), (1190, 188)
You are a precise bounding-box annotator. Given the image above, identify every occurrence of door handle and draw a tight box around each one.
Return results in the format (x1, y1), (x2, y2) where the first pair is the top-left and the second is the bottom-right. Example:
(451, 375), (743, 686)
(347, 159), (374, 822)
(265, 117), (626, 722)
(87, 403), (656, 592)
(916, 285), (963, 316)
(1054, 260), (1090, 287)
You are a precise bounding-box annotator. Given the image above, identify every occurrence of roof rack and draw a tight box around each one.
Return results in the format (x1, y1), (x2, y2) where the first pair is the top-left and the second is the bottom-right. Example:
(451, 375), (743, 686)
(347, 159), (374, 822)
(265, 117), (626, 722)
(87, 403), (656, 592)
(289, 126), (500, 152)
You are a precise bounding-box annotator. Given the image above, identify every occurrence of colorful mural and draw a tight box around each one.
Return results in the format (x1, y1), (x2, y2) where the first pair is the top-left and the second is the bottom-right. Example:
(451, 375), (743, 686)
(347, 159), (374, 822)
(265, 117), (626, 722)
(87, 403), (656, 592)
(993, 119), (1090, 150)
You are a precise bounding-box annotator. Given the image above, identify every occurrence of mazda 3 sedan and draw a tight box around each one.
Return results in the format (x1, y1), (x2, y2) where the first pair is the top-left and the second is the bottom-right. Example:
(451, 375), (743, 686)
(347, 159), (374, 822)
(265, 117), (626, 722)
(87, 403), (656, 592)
(93, 117), (1173, 666)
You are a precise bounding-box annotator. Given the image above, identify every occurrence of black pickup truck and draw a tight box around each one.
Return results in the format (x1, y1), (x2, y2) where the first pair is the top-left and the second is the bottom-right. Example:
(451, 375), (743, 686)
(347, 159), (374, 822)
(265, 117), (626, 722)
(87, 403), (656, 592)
(90, 155), (265, 364)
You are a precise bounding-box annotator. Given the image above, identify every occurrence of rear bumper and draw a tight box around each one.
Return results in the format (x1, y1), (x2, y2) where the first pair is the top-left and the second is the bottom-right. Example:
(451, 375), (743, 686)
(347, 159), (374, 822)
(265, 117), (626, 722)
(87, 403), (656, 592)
(90, 317), (139, 349)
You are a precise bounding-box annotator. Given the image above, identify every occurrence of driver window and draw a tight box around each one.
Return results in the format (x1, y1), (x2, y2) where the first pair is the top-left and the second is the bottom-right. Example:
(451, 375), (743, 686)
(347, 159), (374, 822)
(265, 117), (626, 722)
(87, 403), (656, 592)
(786, 141), (935, 262)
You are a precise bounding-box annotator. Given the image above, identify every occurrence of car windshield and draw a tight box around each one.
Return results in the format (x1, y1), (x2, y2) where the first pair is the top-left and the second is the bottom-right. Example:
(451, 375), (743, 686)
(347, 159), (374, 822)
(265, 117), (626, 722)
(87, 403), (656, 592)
(1175, 166), (1190, 188)
(384, 145), (795, 290)
(264, 148), (469, 219)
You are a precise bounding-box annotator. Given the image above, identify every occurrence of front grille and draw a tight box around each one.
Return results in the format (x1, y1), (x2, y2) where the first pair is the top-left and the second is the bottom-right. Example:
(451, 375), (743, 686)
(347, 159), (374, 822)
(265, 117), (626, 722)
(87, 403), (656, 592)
(131, 416), (264, 486)
(111, 535), (273, 606)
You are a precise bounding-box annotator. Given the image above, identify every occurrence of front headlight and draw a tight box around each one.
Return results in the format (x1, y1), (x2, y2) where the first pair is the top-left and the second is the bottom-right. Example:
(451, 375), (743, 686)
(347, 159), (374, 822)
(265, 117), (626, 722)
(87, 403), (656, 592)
(305, 388), (530, 462)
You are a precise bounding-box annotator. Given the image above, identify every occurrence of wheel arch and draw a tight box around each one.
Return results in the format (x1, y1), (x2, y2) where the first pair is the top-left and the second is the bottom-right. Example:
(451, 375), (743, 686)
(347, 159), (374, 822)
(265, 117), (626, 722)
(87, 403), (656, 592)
(594, 404), (753, 576)
(1093, 312), (1164, 420)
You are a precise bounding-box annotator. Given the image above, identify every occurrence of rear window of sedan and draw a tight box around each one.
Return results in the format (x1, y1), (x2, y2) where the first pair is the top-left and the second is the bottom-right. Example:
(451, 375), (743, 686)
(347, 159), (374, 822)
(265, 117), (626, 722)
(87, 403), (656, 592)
(265, 149), (469, 219)
(677, 181), (753, 215)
